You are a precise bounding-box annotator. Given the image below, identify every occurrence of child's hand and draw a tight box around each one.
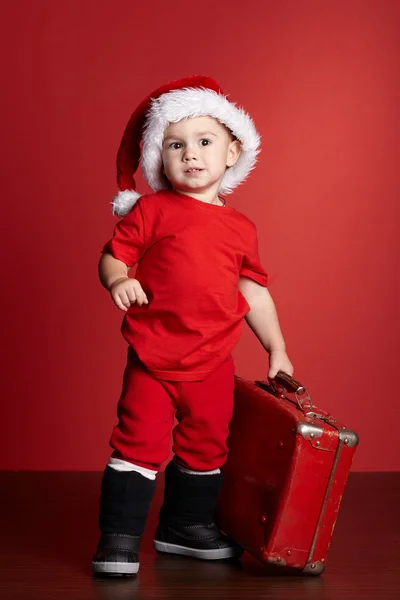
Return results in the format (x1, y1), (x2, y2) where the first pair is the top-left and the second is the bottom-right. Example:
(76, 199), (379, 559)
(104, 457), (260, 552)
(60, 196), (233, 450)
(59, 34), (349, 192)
(109, 277), (149, 311)
(267, 349), (294, 381)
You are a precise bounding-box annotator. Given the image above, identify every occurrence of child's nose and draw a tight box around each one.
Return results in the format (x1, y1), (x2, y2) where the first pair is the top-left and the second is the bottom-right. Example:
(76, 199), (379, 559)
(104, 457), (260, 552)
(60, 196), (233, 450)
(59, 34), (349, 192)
(183, 145), (198, 160)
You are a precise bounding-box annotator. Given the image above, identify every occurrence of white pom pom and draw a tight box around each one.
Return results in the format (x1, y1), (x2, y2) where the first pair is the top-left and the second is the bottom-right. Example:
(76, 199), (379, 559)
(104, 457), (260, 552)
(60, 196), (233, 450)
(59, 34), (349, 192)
(111, 190), (142, 216)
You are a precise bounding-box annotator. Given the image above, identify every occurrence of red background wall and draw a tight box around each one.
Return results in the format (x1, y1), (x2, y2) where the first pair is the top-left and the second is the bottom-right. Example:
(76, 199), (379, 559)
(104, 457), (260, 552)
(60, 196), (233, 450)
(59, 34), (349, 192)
(0, 0), (398, 471)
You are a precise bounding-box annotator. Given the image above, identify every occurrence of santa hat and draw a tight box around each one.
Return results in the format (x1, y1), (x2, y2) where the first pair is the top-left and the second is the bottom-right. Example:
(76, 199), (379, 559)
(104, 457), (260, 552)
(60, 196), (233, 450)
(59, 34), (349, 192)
(112, 75), (261, 216)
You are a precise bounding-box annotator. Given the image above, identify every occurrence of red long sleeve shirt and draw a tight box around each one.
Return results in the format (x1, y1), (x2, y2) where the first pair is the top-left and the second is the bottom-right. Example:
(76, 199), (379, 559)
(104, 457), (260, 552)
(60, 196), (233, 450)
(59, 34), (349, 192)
(102, 188), (268, 381)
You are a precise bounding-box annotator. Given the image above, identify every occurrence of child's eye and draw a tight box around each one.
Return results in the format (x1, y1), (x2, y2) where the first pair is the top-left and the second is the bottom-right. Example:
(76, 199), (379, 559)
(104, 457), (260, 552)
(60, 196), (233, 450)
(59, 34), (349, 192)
(167, 140), (211, 149)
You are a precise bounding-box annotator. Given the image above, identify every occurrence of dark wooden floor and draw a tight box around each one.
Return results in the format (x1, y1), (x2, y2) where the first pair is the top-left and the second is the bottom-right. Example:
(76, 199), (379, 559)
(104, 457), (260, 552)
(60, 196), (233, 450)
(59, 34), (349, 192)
(0, 472), (399, 600)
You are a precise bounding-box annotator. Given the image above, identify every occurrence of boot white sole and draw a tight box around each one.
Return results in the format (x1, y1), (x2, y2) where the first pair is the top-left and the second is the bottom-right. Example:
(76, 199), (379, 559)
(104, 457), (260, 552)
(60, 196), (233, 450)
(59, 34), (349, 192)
(153, 540), (242, 560)
(91, 560), (139, 575)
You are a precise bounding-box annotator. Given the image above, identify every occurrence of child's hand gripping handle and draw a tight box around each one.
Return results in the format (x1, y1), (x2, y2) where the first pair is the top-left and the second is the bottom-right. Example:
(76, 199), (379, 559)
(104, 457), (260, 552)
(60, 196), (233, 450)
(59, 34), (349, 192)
(255, 371), (314, 413)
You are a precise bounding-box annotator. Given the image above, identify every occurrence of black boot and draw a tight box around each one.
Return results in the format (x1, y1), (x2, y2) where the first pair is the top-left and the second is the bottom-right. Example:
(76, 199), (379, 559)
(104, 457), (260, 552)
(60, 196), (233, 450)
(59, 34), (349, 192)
(91, 466), (156, 576)
(153, 460), (243, 560)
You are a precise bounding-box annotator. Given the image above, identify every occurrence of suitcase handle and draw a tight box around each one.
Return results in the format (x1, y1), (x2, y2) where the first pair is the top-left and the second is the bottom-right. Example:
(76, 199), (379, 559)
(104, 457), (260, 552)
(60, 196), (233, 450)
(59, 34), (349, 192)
(255, 370), (314, 412)
(271, 370), (304, 394)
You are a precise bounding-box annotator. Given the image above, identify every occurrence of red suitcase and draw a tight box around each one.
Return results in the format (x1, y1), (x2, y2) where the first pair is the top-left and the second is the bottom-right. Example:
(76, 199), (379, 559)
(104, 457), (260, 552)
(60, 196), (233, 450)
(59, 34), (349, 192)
(216, 371), (359, 575)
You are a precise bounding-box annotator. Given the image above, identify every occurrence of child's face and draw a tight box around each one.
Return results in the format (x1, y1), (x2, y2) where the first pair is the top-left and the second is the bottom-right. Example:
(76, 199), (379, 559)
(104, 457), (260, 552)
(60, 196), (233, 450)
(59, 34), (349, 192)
(161, 116), (241, 195)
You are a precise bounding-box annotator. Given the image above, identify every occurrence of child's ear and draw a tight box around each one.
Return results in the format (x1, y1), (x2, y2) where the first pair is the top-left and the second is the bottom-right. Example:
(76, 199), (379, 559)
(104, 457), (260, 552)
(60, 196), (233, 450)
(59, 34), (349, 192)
(226, 140), (242, 168)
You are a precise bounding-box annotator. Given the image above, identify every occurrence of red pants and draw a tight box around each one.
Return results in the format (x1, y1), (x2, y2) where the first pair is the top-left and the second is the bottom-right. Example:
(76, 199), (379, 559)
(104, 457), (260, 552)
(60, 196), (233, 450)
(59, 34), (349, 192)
(110, 347), (236, 472)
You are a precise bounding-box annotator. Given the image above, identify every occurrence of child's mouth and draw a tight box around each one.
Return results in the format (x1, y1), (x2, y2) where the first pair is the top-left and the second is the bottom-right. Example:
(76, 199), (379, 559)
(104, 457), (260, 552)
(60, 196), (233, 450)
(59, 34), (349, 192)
(185, 169), (204, 174)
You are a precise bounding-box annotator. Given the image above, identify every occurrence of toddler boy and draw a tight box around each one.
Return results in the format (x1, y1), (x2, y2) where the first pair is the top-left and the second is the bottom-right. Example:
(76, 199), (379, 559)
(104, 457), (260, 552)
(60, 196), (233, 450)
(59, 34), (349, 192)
(92, 75), (294, 576)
